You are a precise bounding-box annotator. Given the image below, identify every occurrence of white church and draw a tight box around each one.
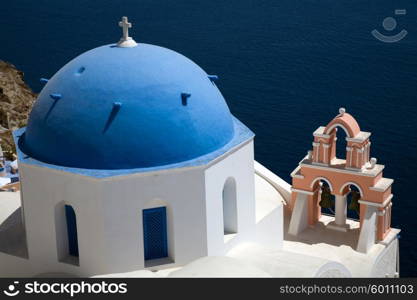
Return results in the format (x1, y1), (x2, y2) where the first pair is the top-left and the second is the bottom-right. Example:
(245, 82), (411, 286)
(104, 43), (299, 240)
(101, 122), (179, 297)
(0, 17), (399, 277)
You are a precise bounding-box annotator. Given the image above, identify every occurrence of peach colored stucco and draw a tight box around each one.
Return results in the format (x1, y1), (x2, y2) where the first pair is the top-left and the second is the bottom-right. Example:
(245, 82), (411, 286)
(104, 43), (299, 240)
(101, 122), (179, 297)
(324, 112), (361, 137)
(290, 110), (393, 242)
(293, 167), (389, 203)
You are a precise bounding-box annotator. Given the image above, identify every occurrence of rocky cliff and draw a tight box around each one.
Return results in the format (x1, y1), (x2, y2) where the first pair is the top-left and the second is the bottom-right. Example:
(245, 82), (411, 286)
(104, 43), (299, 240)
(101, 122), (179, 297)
(0, 61), (36, 159)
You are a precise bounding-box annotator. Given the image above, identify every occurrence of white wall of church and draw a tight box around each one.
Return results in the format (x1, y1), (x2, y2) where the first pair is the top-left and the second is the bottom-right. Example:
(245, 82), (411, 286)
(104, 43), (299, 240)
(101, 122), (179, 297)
(99, 167), (207, 273)
(17, 162), (210, 276)
(12, 140), (256, 277)
(204, 141), (256, 255)
(17, 163), (108, 277)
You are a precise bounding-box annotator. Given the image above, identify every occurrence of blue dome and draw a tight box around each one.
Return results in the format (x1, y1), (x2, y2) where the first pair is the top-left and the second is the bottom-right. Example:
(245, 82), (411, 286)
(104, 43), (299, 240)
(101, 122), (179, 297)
(21, 43), (235, 169)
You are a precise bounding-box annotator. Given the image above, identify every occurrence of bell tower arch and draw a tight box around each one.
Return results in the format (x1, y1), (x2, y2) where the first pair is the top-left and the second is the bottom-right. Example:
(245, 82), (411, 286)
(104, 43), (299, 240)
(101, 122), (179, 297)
(311, 108), (371, 169)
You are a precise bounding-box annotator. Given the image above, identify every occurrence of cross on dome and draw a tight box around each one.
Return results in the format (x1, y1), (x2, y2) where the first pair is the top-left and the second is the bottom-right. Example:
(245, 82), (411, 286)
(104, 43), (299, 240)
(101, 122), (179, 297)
(117, 16), (137, 48)
(119, 17), (131, 39)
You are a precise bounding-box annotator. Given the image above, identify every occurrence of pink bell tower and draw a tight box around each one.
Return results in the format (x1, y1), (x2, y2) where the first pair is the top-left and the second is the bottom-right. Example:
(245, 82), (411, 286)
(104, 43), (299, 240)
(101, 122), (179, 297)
(289, 108), (395, 253)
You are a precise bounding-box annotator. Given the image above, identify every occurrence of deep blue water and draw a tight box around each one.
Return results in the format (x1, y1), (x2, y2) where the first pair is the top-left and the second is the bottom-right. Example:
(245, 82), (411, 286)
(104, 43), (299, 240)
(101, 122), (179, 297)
(1, 0), (416, 276)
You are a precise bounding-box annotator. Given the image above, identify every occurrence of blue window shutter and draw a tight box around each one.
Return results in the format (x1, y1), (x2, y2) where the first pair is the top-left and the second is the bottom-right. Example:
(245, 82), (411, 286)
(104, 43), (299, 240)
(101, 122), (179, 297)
(143, 207), (168, 260)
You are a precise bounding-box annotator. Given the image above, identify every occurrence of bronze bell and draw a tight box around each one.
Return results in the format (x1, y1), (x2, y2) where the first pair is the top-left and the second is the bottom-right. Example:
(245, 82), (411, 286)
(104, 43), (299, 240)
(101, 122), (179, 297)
(319, 185), (333, 208)
(348, 190), (360, 213)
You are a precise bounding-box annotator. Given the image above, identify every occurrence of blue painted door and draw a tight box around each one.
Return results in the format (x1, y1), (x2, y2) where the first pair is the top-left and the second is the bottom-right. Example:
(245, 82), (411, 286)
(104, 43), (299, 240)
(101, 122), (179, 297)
(65, 205), (79, 257)
(143, 207), (168, 260)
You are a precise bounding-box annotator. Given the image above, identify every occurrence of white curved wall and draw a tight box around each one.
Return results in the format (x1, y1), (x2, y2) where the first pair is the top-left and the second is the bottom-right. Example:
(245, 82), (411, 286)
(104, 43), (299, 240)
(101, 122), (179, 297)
(371, 238), (399, 277)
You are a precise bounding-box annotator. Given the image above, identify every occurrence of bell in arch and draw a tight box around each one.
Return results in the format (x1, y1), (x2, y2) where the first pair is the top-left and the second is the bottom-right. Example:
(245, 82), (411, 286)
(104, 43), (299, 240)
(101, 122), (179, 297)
(348, 190), (361, 213)
(319, 185), (333, 208)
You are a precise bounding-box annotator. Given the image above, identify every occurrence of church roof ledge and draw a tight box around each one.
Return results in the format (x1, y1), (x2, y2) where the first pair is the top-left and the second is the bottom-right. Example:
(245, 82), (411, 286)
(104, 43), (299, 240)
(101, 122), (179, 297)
(12, 117), (254, 179)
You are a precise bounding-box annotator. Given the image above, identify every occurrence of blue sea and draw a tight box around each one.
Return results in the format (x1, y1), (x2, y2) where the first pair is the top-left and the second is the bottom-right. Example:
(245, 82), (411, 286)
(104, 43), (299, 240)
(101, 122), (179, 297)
(1, 0), (416, 276)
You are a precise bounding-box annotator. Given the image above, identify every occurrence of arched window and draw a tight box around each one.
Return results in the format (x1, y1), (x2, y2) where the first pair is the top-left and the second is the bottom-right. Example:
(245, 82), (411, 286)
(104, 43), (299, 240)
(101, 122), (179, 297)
(340, 183), (362, 220)
(322, 109), (361, 165)
(317, 180), (336, 216)
(55, 202), (79, 265)
(65, 205), (79, 257)
(334, 127), (349, 160)
(222, 177), (237, 235)
(346, 185), (361, 220)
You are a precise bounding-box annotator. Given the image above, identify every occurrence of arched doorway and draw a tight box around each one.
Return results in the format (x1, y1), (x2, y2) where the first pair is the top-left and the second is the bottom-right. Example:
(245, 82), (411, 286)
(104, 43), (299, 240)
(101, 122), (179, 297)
(55, 202), (79, 265)
(222, 177), (237, 235)
(64, 205), (79, 257)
